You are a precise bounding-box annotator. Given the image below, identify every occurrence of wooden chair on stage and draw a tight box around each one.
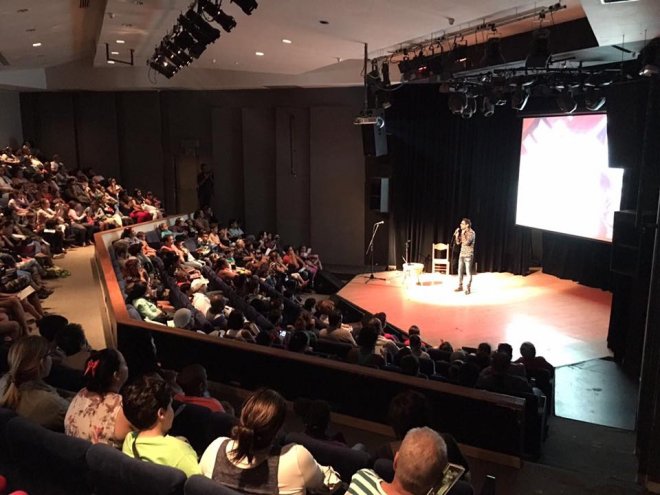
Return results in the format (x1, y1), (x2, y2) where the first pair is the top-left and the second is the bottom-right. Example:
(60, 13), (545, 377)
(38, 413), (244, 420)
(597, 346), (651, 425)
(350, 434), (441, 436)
(431, 242), (450, 275)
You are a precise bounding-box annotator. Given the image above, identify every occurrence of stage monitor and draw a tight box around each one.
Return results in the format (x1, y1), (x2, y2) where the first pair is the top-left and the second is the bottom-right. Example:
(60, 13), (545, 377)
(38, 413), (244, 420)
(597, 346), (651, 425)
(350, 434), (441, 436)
(515, 114), (623, 242)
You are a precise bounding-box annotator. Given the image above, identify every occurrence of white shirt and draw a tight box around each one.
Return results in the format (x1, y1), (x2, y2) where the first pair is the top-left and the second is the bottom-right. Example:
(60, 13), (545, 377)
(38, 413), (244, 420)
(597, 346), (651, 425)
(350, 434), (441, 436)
(200, 437), (340, 495)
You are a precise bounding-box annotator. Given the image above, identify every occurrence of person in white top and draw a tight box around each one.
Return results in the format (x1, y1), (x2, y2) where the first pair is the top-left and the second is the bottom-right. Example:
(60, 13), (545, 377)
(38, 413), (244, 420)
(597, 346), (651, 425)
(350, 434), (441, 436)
(200, 388), (340, 495)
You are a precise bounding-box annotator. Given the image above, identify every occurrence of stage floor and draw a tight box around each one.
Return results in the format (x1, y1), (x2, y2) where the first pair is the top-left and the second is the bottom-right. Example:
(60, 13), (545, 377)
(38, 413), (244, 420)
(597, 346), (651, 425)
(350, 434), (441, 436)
(337, 270), (612, 367)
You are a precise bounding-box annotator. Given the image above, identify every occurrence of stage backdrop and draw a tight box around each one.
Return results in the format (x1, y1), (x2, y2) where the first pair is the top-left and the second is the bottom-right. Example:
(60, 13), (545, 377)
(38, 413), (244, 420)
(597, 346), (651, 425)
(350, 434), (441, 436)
(386, 84), (612, 288)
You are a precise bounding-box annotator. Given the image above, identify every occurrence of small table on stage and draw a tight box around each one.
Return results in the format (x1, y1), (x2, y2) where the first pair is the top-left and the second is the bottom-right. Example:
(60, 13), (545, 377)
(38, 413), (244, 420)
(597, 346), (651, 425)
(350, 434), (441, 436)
(403, 262), (424, 286)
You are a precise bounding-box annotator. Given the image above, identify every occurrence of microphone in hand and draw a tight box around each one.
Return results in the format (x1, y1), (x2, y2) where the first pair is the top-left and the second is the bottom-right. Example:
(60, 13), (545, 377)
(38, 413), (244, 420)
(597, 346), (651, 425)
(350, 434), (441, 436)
(454, 228), (460, 236)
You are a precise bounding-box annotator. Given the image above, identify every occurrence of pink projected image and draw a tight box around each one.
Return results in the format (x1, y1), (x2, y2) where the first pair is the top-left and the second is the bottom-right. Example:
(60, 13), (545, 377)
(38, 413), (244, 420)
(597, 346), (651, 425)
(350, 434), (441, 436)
(515, 114), (623, 242)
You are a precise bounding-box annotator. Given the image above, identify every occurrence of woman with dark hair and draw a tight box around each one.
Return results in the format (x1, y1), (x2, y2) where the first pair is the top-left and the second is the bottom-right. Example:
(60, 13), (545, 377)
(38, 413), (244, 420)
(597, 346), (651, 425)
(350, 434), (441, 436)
(0, 335), (70, 430)
(200, 388), (340, 494)
(345, 321), (386, 368)
(64, 349), (132, 447)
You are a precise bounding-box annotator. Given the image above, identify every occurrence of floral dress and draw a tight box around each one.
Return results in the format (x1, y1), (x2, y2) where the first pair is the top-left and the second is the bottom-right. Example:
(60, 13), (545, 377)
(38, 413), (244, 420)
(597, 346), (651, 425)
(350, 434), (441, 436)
(64, 388), (123, 448)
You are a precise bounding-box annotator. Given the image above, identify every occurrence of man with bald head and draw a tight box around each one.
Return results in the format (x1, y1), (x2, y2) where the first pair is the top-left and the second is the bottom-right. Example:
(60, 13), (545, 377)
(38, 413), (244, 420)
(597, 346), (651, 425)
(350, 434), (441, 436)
(348, 427), (448, 495)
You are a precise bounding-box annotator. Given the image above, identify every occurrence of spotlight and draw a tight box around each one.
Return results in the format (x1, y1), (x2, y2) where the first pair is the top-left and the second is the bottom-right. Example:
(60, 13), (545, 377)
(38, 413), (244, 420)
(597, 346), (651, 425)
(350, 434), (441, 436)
(511, 87), (530, 111)
(525, 28), (551, 69)
(381, 61), (390, 87)
(448, 92), (468, 114)
(480, 37), (505, 67)
(556, 89), (577, 114)
(584, 88), (606, 111)
(148, 55), (177, 78)
(482, 95), (495, 117)
(181, 9), (221, 44)
(638, 37), (660, 77)
(231, 0), (258, 16)
(162, 40), (192, 66)
(199, 0), (237, 32)
(461, 96), (477, 119)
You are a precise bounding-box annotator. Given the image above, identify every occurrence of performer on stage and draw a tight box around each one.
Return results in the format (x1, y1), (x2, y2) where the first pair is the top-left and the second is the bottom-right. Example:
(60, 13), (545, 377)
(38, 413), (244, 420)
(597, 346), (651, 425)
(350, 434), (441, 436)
(454, 218), (476, 295)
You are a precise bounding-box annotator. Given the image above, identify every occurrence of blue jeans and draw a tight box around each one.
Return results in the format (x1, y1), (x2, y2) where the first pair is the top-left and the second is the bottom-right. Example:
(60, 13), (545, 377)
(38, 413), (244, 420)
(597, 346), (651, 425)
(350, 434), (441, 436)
(458, 256), (473, 289)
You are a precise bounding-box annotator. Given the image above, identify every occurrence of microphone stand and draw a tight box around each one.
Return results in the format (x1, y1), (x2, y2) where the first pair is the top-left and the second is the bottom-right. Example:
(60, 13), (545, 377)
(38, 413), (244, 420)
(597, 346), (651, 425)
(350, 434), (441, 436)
(363, 222), (387, 283)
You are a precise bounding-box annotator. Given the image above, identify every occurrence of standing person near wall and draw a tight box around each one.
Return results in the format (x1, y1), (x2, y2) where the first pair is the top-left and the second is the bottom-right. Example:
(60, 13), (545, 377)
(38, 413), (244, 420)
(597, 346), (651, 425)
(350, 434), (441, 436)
(197, 163), (215, 209)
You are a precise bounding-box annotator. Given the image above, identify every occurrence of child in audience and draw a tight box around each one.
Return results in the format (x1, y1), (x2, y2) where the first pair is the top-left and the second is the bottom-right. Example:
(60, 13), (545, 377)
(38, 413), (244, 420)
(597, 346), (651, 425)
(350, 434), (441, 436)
(174, 364), (225, 413)
(121, 374), (201, 477)
(65, 349), (132, 448)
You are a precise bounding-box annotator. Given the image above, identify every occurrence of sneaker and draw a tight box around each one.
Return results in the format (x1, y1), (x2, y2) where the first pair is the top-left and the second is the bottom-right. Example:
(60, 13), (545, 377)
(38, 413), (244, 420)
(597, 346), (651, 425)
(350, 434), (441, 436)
(465, 287), (471, 295)
(454, 286), (463, 292)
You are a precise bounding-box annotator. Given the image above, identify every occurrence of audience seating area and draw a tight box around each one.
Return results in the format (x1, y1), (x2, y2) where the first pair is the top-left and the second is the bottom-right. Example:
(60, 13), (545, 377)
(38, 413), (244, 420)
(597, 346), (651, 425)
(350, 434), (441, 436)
(95, 216), (546, 460)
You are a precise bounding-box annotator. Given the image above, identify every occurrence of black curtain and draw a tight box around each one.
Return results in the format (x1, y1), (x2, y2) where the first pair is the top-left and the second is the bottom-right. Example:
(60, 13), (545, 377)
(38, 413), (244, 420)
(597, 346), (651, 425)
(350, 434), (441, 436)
(387, 84), (531, 275)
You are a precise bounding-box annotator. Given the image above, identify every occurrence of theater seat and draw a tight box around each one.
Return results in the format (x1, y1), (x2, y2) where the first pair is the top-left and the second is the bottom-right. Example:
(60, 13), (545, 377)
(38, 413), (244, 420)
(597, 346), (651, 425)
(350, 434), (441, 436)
(169, 402), (237, 456)
(86, 443), (187, 495)
(5, 415), (91, 495)
(283, 432), (372, 482)
(184, 475), (244, 495)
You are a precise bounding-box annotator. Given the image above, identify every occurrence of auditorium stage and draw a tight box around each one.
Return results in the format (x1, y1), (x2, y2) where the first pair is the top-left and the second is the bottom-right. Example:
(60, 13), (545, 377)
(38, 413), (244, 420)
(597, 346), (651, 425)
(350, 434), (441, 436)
(337, 270), (612, 367)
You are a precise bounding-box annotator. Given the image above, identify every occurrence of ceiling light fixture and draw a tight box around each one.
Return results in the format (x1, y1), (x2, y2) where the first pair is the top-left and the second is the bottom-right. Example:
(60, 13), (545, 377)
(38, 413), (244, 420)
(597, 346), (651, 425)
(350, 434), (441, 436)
(105, 43), (134, 65)
(116, 39), (125, 44)
(255, 51), (264, 56)
(282, 39), (292, 44)
(32, 42), (42, 47)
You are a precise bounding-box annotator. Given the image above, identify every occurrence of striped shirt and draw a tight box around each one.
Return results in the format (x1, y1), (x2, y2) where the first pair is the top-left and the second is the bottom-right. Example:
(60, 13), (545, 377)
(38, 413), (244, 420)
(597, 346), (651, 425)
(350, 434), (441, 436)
(347, 469), (388, 495)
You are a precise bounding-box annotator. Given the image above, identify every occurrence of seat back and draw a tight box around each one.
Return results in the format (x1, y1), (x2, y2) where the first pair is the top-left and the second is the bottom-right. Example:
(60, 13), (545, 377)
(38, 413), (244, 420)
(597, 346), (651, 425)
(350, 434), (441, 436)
(86, 443), (187, 495)
(431, 242), (450, 274)
(6, 415), (92, 495)
(169, 402), (237, 456)
(184, 475), (244, 495)
(283, 432), (372, 482)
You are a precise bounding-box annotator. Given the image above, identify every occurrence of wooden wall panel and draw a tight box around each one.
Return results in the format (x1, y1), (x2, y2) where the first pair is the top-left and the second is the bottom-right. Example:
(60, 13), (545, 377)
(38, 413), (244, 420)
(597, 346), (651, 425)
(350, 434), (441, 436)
(275, 107), (310, 246)
(241, 107), (276, 233)
(310, 107), (365, 266)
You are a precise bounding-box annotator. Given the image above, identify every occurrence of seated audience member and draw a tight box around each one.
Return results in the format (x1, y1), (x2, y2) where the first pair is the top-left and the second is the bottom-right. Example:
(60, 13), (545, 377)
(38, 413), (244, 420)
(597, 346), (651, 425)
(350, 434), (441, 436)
(371, 317), (399, 362)
(171, 308), (194, 330)
(349, 427), (448, 495)
(402, 325), (421, 346)
(174, 364), (225, 413)
(409, 335), (430, 360)
(399, 355), (424, 378)
(475, 352), (534, 396)
(468, 342), (492, 370)
(479, 343), (525, 378)
(515, 341), (555, 377)
(127, 283), (169, 324)
(287, 331), (310, 354)
(65, 349), (132, 448)
(200, 389), (340, 494)
(497, 342), (527, 379)
(0, 335), (71, 430)
(55, 323), (92, 371)
(375, 390), (470, 475)
(345, 321), (386, 368)
(122, 374), (201, 477)
(318, 310), (356, 346)
(293, 398), (347, 446)
(206, 294), (227, 329)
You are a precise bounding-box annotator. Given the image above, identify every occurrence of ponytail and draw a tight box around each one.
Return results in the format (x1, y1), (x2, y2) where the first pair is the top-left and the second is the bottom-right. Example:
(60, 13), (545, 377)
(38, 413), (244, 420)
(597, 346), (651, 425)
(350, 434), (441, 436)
(230, 424), (257, 463)
(0, 336), (49, 411)
(229, 389), (286, 464)
(0, 373), (21, 410)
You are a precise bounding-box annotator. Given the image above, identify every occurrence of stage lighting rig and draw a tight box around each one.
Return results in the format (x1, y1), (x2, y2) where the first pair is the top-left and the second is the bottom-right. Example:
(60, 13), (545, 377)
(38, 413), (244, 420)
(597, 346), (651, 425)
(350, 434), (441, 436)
(200, 0), (237, 32)
(231, 0), (258, 16)
(147, 0), (259, 80)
